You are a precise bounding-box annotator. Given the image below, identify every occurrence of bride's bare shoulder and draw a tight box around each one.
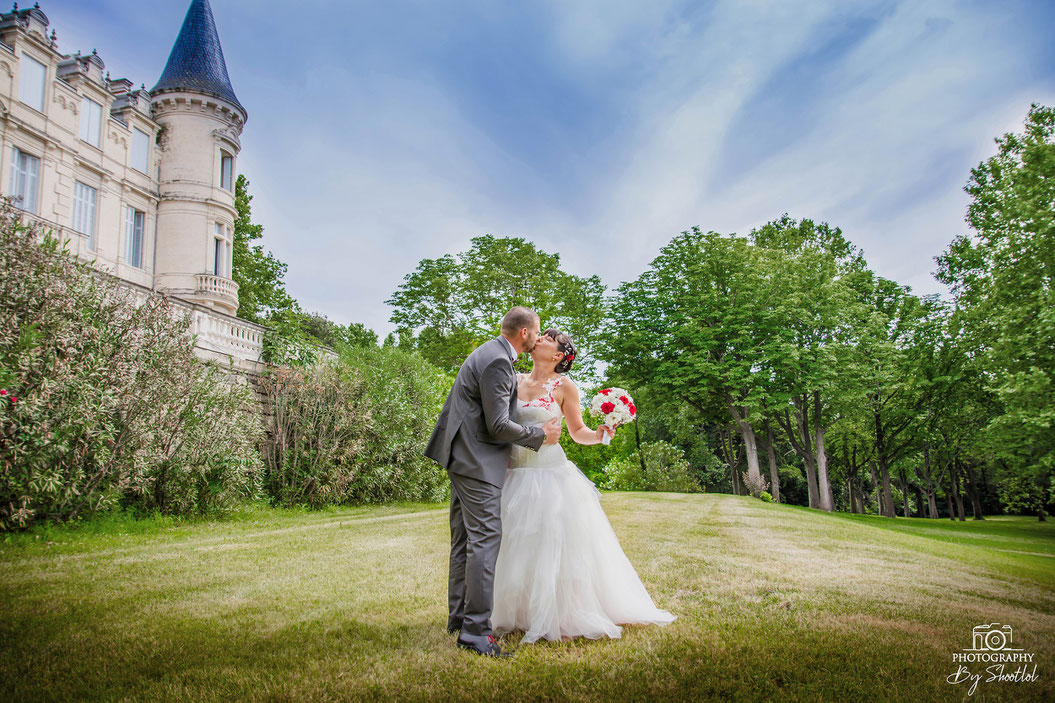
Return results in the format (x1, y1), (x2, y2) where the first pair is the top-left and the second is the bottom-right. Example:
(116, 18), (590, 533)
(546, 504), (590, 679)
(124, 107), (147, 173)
(555, 376), (577, 395)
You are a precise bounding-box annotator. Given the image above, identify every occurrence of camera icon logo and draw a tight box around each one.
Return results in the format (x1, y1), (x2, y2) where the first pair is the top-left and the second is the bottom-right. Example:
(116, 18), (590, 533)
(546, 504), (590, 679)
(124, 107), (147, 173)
(970, 623), (1021, 652)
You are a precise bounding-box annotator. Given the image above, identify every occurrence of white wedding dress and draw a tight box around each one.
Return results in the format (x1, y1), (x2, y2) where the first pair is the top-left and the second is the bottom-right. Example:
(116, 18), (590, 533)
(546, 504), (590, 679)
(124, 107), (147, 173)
(491, 375), (676, 644)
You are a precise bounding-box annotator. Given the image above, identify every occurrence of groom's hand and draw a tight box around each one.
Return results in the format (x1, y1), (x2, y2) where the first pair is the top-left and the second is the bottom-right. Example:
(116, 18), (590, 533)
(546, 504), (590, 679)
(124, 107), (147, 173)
(542, 417), (561, 445)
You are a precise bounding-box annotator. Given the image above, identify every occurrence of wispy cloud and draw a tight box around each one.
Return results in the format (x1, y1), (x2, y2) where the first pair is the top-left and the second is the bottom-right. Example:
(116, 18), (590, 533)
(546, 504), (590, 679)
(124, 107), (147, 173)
(43, 0), (1055, 334)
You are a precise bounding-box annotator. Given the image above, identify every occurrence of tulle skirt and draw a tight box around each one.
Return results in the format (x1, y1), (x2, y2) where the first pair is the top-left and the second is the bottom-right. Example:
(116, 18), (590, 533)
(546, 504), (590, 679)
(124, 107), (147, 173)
(491, 459), (676, 644)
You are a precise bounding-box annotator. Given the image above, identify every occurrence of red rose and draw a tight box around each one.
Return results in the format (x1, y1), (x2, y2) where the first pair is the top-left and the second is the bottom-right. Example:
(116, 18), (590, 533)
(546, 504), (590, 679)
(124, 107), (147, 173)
(600, 401), (615, 414)
(619, 395), (630, 405)
(0, 390), (6, 396)
(629, 404), (636, 415)
(9, 396), (17, 403)
(599, 389), (610, 396)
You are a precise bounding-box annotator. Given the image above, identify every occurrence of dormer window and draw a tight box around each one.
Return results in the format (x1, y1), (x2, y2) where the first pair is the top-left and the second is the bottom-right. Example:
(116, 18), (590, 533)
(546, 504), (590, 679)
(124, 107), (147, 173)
(18, 54), (46, 112)
(79, 97), (102, 148)
(220, 151), (233, 191)
(131, 128), (149, 173)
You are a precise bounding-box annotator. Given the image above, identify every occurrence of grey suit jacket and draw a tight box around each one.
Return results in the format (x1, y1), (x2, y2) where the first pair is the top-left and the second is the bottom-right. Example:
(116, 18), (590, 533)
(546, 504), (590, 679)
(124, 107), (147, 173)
(425, 337), (546, 487)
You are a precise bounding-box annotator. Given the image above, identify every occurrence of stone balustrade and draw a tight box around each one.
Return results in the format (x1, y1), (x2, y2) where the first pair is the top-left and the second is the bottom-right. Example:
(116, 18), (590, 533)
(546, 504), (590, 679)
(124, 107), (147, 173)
(195, 273), (240, 310)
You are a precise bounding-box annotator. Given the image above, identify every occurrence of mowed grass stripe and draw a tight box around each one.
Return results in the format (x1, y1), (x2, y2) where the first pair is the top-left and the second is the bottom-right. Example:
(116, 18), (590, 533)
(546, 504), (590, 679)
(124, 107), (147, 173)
(2, 493), (1052, 702)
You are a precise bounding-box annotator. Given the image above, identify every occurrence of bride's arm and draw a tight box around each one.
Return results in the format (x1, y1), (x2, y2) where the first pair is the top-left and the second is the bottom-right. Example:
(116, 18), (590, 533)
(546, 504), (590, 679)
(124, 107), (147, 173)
(556, 379), (612, 445)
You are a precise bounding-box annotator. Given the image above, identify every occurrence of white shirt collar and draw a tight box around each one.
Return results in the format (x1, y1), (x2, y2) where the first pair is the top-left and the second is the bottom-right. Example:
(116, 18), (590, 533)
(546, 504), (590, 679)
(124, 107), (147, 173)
(499, 335), (518, 361)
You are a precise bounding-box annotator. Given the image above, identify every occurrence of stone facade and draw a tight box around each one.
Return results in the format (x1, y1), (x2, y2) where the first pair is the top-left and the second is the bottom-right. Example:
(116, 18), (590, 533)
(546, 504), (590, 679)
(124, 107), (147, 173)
(0, 1), (266, 372)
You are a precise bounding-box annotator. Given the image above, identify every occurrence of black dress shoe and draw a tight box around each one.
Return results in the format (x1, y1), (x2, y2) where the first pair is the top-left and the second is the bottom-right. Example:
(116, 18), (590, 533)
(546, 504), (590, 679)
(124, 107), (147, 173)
(456, 633), (511, 658)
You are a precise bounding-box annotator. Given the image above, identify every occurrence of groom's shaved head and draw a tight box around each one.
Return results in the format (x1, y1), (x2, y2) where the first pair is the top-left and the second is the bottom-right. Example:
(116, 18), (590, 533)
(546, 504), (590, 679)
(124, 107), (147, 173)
(501, 306), (539, 335)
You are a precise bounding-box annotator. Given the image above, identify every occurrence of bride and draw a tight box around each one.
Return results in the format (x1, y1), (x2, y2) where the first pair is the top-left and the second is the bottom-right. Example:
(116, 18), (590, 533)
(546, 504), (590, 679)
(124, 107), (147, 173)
(491, 329), (675, 644)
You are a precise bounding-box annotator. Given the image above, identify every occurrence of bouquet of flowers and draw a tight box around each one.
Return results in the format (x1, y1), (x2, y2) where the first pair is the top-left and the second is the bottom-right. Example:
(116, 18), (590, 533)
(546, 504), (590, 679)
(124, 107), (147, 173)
(589, 387), (636, 445)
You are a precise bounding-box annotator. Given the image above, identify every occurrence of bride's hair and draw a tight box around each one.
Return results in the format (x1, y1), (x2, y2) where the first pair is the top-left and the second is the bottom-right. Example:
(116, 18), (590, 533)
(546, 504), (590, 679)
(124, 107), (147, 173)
(543, 329), (577, 374)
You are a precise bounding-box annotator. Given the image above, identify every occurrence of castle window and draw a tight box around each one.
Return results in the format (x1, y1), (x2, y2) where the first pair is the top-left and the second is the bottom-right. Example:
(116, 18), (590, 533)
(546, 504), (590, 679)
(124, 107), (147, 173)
(131, 128), (149, 173)
(18, 54), (46, 112)
(9, 147), (40, 214)
(79, 97), (103, 148)
(73, 181), (98, 249)
(213, 235), (224, 277)
(220, 151), (233, 191)
(125, 207), (145, 269)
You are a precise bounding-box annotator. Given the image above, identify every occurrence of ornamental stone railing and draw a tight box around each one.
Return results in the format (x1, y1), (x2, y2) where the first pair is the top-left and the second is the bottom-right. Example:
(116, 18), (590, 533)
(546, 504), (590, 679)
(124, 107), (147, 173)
(195, 273), (240, 309)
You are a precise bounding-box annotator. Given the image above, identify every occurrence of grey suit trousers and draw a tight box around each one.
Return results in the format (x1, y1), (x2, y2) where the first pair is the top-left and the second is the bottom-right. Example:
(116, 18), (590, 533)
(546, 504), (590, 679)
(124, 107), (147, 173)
(447, 433), (503, 637)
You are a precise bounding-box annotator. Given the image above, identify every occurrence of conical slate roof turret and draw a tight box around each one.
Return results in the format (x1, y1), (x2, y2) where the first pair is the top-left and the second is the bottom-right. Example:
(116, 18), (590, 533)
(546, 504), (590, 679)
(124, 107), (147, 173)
(151, 0), (245, 118)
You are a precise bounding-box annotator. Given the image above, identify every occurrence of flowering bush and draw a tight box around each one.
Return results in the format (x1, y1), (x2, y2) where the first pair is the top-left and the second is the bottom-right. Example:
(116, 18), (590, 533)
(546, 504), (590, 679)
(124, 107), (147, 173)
(0, 199), (262, 528)
(741, 471), (771, 499)
(259, 345), (450, 506)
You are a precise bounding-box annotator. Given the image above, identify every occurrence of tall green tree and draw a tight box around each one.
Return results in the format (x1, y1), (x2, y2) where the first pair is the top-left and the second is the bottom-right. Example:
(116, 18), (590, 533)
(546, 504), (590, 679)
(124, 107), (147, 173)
(386, 235), (606, 377)
(232, 175), (297, 325)
(936, 103), (1055, 519)
(606, 229), (781, 491)
(751, 216), (871, 511)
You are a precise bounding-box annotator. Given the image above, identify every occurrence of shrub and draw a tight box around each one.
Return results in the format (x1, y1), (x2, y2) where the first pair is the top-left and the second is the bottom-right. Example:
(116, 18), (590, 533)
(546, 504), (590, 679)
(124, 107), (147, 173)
(259, 345), (450, 506)
(0, 200), (262, 528)
(601, 440), (700, 492)
(759, 490), (773, 503)
(741, 470), (771, 498)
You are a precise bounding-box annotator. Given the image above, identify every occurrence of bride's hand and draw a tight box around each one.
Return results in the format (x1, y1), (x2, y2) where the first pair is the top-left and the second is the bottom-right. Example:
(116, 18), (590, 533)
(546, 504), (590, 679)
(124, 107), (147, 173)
(595, 425), (614, 443)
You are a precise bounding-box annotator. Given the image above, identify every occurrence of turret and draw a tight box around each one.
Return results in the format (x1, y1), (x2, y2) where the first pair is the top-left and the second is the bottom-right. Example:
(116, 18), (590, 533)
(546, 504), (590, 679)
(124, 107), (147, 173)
(150, 0), (245, 314)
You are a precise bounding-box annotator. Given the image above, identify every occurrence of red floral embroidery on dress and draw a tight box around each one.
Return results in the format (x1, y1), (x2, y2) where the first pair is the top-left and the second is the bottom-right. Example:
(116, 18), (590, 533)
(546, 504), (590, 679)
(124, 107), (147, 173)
(519, 374), (562, 409)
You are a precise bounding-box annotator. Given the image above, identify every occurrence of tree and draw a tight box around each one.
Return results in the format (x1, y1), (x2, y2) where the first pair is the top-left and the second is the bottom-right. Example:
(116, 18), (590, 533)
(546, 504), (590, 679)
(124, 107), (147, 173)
(606, 229), (780, 491)
(232, 175), (297, 325)
(387, 235), (606, 377)
(861, 277), (929, 518)
(936, 103), (1055, 520)
(299, 313), (378, 351)
(751, 216), (871, 512)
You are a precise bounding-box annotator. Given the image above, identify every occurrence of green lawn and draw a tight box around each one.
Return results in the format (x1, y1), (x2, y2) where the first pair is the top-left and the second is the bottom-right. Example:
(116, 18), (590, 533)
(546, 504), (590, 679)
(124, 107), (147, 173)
(2, 494), (1052, 702)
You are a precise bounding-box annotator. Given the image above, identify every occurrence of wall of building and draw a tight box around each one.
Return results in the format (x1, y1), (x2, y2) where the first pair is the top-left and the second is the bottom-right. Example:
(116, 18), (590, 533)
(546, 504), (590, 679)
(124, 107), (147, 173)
(0, 4), (264, 366)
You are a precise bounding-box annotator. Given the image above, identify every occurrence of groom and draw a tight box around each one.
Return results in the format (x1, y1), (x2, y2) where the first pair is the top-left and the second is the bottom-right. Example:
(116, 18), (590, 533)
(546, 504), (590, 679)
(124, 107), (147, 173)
(425, 306), (561, 657)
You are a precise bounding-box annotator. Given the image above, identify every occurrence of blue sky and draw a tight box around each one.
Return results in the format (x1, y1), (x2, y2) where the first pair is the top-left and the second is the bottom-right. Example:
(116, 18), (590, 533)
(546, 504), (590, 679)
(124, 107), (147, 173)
(46, 0), (1055, 336)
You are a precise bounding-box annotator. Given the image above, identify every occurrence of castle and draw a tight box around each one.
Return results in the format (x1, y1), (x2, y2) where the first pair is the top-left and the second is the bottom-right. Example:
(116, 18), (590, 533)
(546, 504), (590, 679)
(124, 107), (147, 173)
(0, 0), (265, 371)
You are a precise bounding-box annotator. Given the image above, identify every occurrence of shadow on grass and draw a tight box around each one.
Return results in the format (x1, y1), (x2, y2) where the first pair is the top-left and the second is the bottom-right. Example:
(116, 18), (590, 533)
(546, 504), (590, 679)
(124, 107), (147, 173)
(3, 607), (1046, 702)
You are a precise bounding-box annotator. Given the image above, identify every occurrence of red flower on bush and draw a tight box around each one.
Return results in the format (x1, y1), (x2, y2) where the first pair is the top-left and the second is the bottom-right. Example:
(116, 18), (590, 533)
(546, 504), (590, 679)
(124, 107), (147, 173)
(9, 396), (17, 403)
(600, 401), (615, 414)
(0, 389), (6, 396)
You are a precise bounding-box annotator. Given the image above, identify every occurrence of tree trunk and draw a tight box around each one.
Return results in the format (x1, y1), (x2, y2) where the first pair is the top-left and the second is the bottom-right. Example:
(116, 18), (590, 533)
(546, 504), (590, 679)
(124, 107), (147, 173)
(763, 415), (781, 503)
(872, 410), (896, 518)
(778, 402), (819, 509)
(727, 402), (762, 491)
(913, 483), (926, 518)
(719, 426), (743, 496)
(951, 462), (966, 521)
(869, 460), (883, 516)
(900, 473), (910, 517)
(812, 391), (833, 512)
(877, 458), (896, 518)
(962, 461), (985, 520)
(922, 445), (939, 519)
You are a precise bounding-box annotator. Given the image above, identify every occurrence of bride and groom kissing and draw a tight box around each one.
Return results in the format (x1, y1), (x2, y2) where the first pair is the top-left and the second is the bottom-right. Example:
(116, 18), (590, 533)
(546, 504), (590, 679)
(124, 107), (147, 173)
(425, 306), (674, 658)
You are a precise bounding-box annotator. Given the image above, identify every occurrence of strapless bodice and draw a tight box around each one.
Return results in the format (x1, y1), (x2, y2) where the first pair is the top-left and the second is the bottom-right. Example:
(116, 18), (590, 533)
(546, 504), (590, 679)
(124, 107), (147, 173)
(511, 385), (566, 469)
